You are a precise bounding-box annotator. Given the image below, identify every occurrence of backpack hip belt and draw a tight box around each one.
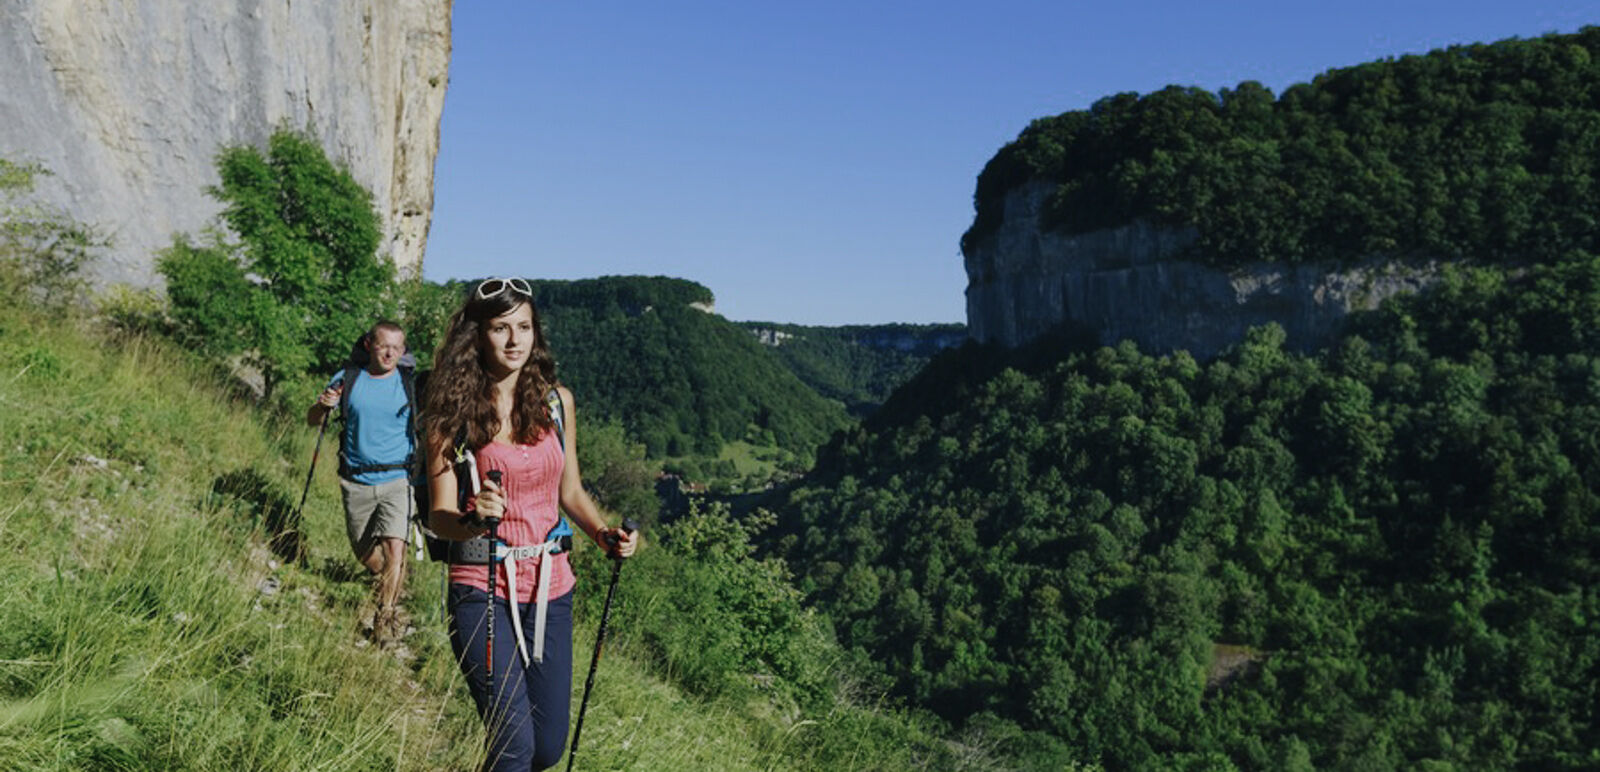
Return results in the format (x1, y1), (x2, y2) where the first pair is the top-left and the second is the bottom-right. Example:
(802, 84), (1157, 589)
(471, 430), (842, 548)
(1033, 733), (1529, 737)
(448, 515), (574, 665)
(338, 459), (413, 481)
(499, 535), (569, 665)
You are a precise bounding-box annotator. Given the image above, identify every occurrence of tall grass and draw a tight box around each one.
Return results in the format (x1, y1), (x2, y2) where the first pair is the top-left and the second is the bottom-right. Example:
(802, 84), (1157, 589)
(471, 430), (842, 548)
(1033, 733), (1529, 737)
(0, 306), (1029, 770)
(0, 306), (476, 769)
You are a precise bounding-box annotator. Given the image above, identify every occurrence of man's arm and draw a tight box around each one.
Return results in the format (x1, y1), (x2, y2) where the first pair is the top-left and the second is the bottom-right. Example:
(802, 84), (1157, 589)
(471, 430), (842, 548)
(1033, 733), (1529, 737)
(307, 381), (342, 427)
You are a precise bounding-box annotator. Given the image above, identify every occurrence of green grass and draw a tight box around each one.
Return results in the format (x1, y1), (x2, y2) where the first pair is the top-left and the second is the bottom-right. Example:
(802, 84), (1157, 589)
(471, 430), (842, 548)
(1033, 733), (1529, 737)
(663, 440), (806, 494)
(0, 305), (1019, 771)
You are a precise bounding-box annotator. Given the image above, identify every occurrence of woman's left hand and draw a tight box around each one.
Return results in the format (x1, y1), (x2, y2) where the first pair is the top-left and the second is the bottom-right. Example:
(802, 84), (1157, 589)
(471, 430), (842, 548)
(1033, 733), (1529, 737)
(600, 526), (639, 559)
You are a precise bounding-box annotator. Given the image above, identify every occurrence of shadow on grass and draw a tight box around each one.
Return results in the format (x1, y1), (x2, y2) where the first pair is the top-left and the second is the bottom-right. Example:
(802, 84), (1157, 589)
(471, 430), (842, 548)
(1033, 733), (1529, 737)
(311, 554), (368, 585)
(209, 468), (303, 565)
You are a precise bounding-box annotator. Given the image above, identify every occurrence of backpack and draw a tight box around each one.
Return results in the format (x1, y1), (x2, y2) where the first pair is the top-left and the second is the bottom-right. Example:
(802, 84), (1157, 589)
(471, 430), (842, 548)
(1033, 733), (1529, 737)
(413, 388), (571, 563)
(334, 334), (420, 481)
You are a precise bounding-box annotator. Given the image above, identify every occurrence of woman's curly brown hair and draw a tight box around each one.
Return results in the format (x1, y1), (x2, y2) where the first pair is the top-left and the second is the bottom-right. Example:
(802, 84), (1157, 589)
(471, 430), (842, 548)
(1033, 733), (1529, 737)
(420, 282), (558, 466)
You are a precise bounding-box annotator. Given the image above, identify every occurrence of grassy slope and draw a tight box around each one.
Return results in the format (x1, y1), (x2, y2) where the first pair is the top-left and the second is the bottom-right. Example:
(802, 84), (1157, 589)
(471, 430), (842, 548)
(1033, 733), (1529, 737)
(0, 307), (968, 771)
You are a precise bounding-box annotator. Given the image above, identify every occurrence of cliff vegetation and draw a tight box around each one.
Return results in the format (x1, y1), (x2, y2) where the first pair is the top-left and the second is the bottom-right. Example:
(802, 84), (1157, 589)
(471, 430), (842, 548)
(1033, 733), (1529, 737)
(964, 27), (1600, 269)
(764, 29), (1600, 767)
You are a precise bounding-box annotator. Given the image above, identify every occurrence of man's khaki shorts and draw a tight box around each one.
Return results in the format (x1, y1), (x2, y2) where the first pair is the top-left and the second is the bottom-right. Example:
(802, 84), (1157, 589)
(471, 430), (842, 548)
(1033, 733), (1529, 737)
(339, 476), (413, 558)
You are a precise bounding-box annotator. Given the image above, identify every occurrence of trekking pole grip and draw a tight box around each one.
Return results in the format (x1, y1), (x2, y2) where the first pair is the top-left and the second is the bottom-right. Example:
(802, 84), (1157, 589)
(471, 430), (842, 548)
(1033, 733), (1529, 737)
(605, 518), (639, 558)
(484, 470), (503, 525)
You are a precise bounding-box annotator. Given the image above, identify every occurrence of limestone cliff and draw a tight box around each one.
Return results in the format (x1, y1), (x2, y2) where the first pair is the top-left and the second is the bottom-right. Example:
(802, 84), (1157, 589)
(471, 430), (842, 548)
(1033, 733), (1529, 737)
(964, 182), (1439, 359)
(0, 0), (451, 286)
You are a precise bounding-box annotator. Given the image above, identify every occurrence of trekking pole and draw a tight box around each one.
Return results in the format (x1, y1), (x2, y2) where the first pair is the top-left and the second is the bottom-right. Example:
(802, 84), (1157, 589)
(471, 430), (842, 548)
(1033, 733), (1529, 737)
(567, 518), (639, 772)
(483, 470), (504, 732)
(289, 413), (330, 566)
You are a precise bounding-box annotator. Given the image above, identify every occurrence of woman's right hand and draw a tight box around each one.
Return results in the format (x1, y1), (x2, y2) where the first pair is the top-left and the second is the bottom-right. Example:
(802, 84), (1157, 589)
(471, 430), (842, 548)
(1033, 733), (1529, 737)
(474, 476), (506, 523)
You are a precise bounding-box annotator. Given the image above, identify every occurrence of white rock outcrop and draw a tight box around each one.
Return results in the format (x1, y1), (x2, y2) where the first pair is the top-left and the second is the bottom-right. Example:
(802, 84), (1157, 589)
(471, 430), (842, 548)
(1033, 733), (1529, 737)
(0, 0), (452, 285)
(964, 182), (1439, 359)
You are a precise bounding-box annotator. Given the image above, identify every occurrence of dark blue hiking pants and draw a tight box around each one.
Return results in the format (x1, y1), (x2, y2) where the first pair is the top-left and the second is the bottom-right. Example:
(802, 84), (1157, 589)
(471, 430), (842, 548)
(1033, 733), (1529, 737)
(448, 583), (574, 772)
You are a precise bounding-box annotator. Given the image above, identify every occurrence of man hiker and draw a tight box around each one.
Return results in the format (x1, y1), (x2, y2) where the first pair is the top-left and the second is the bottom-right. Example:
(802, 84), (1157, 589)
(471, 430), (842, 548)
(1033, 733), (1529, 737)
(306, 320), (417, 645)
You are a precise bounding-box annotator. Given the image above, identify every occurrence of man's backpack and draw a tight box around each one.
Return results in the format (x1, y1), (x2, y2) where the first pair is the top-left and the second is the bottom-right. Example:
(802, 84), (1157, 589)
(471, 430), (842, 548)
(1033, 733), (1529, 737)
(334, 334), (420, 481)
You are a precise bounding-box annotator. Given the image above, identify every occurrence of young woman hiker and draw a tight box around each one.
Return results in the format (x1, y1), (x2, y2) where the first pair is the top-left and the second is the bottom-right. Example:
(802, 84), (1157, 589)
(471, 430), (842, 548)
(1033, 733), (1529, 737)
(420, 277), (639, 771)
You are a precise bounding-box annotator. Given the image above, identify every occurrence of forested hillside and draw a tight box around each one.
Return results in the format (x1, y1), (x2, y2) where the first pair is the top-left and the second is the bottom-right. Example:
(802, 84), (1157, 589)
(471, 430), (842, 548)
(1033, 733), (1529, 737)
(403, 276), (853, 462)
(769, 253), (1600, 768)
(737, 321), (966, 416)
(965, 27), (1600, 268)
(766, 28), (1600, 770)
(531, 277), (852, 460)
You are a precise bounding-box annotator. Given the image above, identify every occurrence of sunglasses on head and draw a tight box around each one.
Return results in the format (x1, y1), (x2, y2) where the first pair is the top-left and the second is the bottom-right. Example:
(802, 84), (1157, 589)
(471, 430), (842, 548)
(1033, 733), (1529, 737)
(474, 277), (532, 301)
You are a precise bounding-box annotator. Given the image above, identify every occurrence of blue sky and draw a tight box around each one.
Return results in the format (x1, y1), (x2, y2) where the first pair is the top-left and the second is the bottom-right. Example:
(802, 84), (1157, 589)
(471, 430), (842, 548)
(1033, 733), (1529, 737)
(423, 2), (1600, 326)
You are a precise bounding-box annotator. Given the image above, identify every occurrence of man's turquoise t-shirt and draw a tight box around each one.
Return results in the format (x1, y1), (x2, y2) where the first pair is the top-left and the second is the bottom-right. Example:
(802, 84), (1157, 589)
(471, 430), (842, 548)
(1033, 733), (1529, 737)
(327, 368), (413, 485)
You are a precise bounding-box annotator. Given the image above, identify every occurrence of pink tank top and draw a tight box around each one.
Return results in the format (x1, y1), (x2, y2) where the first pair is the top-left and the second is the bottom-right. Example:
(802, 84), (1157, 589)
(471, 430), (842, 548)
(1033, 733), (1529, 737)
(448, 429), (574, 602)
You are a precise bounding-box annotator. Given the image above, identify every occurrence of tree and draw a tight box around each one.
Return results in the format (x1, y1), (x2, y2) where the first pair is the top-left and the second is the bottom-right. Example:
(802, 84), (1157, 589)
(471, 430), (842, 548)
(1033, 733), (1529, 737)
(159, 130), (395, 399)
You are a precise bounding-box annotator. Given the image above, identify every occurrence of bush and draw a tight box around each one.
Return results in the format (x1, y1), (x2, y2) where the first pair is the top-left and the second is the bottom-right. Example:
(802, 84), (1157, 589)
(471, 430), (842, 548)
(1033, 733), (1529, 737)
(0, 158), (105, 309)
(618, 503), (839, 712)
(160, 130), (396, 399)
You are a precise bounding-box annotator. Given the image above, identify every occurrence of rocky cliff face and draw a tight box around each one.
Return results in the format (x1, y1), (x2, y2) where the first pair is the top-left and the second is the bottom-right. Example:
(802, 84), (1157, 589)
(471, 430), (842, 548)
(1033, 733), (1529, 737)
(743, 323), (966, 355)
(964, 182), (1439, 359)
(0, 0), (451, 286)
(846, 326), (967, 355)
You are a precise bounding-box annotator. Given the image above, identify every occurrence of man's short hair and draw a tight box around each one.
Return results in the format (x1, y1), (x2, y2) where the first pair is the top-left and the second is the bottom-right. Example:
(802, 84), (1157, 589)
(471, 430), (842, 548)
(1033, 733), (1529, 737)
(368, 320), (404, 340)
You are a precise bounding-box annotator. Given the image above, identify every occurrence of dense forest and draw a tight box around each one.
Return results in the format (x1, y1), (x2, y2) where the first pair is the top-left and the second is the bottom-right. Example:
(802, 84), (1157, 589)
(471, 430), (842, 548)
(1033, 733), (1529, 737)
(529, 276), (850, 460)
(735, 321), (966, 416)
(964, 27), (1600, 269)
(768, 253), (1600, 768)
(764, 29), (1600, 770)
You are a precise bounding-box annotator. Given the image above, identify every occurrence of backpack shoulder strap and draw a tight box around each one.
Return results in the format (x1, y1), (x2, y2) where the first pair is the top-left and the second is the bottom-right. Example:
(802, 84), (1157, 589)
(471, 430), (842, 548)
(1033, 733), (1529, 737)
(399, 365), (417, 415)
(399, 364), (420, 477)
(543, 388), (572, 540)
(338, 332), (371, 420)
(337, 363), (360, 419)
(545, 388), (566, 456)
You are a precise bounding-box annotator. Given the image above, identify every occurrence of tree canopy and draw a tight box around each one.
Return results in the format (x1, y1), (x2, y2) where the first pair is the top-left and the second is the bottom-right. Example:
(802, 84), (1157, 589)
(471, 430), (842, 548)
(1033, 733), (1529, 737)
(159, 129), (394, 399)
(964, 27), (1600, 270)
(527, 277), (850, 460)
(765, 250), (1600, 767)
(734, 321), (965, 417)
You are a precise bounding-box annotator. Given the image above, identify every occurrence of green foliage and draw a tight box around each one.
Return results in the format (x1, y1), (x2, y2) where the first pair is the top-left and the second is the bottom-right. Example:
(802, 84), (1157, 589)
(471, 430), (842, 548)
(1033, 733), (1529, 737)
(393, 276), (465, 371)
(0, 158), (104, 309)
(613, 504), (837, 711)
(0, 293), (1046, 771)
(965, 27), (1600, 268)
(159, 130), (395, 399)
(575, 415), (659, 526)
(736, 321), (965, 416)
(530, 274), (712, 312)
(526, 277), (851, 463)
(97, 285), (173, 337)
(769, 253), (1600, 767)
(156, 235), (259, 363)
